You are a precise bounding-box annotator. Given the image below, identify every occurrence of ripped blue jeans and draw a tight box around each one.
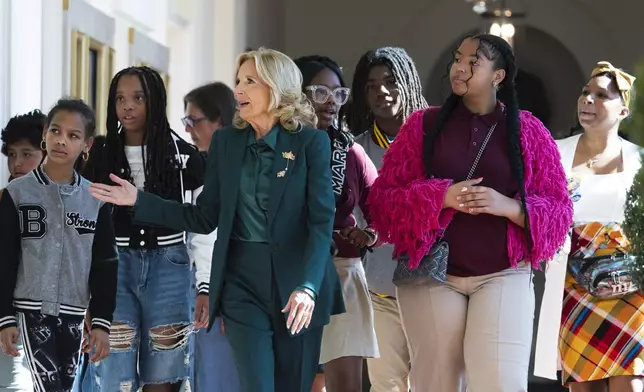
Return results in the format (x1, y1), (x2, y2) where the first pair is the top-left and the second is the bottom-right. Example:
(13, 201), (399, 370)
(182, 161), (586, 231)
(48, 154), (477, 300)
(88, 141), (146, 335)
(83, 246), (193, 391)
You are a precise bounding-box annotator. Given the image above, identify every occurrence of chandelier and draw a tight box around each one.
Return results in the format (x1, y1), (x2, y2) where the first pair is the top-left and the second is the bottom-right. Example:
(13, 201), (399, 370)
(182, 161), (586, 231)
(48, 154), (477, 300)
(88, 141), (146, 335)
(465, 0), (491, 15)
(465, 0), (526, 47)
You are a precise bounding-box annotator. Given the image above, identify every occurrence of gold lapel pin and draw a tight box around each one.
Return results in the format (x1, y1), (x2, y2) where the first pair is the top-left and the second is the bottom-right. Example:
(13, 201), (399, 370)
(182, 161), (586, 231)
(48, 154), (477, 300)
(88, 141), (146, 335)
(277, 151), (294, 177)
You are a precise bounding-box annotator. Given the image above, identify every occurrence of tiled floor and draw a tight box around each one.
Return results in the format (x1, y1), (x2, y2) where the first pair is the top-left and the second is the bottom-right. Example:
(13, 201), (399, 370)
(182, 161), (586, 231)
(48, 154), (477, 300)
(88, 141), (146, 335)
(529, 381), (567, 392)
(361, 367), (568, 391)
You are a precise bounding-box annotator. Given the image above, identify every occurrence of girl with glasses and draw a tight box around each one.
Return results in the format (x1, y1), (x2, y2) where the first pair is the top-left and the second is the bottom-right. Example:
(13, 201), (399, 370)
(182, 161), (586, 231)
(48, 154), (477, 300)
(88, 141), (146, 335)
(294, 55), (380, 392)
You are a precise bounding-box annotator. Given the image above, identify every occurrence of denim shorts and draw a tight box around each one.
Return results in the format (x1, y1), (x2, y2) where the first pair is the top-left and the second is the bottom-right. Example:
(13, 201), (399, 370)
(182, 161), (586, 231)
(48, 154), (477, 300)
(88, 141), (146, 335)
(83, 245), (193, 390)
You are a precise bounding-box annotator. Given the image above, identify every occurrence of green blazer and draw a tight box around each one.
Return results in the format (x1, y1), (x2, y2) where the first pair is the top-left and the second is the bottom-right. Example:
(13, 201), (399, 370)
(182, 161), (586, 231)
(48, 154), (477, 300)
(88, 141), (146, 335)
(134, 124), (345, 330)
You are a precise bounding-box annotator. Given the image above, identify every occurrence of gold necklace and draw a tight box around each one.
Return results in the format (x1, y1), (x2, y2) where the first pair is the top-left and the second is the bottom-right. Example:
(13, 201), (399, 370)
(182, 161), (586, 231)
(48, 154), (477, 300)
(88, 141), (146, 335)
(586, 157), (599, 168)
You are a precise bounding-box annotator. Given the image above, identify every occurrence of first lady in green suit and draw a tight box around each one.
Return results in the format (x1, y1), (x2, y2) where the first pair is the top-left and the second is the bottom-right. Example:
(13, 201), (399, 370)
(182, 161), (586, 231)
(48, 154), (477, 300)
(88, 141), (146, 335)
(89, 47), (345, 392)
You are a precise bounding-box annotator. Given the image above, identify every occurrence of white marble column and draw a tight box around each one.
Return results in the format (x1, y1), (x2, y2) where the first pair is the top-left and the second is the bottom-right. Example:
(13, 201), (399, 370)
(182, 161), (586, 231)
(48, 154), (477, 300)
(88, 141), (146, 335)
(41, 0), (65, 110)
(213, 0), (247, 88)
(10, 0), (43, 115)
(0, 0), (11, 187)
(192, 0), (215, 86)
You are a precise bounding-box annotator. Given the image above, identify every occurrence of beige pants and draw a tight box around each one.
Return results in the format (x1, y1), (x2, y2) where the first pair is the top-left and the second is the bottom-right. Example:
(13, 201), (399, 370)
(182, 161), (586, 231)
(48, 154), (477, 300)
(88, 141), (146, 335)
(397, 265), (534, 392)
(366, 293), (411, 392)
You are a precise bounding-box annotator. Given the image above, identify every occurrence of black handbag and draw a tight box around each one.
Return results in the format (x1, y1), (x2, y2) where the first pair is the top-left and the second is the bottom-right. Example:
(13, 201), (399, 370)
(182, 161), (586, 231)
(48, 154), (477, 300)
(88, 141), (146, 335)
(392, 111), (498, 287)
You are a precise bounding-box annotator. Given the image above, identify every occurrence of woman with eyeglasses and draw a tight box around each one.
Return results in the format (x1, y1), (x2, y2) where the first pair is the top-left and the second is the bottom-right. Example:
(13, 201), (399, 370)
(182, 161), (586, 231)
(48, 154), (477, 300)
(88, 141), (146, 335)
(183, 82), (236, 152)
(182, 82), (240, 392)
(294, 56), (380, 392)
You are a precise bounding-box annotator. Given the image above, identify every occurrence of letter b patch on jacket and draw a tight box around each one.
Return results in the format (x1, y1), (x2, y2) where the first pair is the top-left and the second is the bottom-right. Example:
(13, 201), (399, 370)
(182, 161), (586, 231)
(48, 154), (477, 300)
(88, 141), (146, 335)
(18, 205), (47, 239)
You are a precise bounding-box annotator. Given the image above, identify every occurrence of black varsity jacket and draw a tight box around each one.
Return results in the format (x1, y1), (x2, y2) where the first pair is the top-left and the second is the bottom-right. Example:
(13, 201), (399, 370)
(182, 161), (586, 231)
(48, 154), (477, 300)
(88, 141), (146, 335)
(83, 134), (206, 250)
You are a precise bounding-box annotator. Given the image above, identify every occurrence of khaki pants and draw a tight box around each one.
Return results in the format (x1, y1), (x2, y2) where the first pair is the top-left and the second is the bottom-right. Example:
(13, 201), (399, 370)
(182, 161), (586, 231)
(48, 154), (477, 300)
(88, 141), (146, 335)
(366, 293), (410, 392)
(397, 266), (534, 392)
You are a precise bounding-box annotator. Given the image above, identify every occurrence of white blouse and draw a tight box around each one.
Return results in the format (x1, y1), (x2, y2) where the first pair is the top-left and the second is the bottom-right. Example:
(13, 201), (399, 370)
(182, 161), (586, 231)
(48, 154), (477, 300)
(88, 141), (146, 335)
(533, 133), (642, 379)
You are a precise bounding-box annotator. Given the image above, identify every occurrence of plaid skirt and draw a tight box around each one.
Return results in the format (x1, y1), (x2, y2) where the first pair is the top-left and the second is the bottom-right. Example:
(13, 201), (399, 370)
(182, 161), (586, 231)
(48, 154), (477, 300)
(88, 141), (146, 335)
(559, 272), (644, 384)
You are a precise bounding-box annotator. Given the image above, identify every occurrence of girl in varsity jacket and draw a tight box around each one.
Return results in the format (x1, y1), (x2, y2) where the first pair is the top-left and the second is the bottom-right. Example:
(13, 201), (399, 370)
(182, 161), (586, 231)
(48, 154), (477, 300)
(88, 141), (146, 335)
(0, 98), (118, 392)
(79, 66), (207, 391)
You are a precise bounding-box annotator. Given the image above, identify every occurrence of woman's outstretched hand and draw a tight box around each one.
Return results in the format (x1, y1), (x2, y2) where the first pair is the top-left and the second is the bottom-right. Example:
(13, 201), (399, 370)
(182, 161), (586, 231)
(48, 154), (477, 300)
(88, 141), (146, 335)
(89, 174), (138, 206)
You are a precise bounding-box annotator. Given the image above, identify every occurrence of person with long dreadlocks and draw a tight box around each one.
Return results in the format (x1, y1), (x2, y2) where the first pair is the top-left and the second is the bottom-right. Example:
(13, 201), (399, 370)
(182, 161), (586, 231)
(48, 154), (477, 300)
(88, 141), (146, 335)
(350, 47), (427, 392)
(294, 55), (379, 392)
(367, 35), (572, 391)
(79, 66), (206, 391)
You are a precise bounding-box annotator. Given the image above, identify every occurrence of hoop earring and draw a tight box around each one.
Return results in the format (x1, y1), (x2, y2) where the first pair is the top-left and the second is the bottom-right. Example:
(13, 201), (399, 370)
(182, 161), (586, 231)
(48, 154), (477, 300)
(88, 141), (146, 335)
(40, 140), (46, 151)
(82, 151), (89, 161)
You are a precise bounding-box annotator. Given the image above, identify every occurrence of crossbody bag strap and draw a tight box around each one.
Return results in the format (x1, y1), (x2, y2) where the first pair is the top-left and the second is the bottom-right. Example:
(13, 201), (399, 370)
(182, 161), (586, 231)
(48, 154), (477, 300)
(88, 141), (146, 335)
(421, 108), (497, 180)
(465, 122), (497, 180)
(435, 121), (497, 239)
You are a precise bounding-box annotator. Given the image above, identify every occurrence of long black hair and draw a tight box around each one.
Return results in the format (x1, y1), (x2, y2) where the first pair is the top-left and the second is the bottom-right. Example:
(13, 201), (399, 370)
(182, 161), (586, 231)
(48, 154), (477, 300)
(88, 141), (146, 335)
(350, 47), (428, 134)
(100, 66), (181, 199)
(423, 34), (531, 253)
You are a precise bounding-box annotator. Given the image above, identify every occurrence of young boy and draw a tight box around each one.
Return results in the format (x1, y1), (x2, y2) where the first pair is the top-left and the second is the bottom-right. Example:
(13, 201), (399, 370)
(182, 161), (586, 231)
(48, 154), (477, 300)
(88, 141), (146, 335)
(1, 110), (46, 183)
(0, 109), (46, 392)
(0, 99), (117, 391)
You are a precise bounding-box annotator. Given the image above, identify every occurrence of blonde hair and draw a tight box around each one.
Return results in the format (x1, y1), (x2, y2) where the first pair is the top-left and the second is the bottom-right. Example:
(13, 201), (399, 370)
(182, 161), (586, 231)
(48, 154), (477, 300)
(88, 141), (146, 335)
(233, 48), (318, 131)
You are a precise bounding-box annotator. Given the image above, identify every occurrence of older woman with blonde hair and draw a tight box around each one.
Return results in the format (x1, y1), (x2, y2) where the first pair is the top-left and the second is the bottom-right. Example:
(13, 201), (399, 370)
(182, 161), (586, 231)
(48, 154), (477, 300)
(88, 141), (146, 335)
(88, 47), (345, 392)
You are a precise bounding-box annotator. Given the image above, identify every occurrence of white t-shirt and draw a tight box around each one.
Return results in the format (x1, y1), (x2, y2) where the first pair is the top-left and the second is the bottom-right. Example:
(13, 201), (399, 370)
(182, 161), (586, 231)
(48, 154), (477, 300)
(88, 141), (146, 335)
(124, 146), (146, 189)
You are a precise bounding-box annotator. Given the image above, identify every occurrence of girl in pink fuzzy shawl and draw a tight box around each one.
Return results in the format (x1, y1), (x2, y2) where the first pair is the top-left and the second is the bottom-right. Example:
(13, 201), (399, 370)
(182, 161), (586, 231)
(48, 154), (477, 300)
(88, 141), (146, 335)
(367, 34), (573, 392)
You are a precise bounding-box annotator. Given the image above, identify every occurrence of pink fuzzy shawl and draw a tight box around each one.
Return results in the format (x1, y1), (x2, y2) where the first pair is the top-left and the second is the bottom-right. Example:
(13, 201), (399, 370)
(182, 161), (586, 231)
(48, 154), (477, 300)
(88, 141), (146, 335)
(367, 108), (573, 269)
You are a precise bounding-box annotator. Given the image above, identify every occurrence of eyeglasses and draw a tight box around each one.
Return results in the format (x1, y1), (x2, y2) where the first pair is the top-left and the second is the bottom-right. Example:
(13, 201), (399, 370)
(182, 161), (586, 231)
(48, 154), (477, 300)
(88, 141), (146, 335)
(181, 116), (207, 128)
(305, 85), (351, 105)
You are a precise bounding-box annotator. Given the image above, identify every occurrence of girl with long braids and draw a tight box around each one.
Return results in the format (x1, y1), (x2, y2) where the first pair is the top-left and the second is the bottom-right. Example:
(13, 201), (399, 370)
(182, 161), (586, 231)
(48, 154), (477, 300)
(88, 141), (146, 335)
(293, 55), (379, 392)
(367, 34), (573, 391)
(350, 46), (428, 392)
(80, 66), (207, 391)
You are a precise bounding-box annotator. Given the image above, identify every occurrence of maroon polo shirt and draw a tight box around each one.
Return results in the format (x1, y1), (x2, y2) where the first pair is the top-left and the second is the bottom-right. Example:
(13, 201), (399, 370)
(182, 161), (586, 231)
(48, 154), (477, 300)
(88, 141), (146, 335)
(430, 101), (518, 277)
